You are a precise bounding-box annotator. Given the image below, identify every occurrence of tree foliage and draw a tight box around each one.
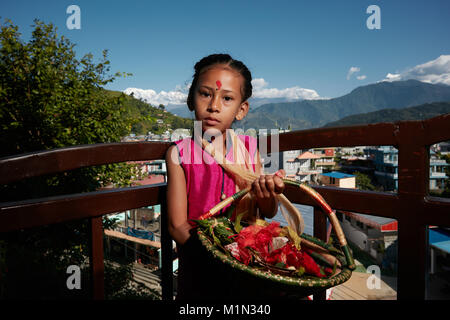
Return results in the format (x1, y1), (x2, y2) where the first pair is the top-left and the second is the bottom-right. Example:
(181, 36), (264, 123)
(0, 19), (157, 299)
(354, 171), (377, 191)
(0, 19), (145, 200)
(1, 19), (135, 156)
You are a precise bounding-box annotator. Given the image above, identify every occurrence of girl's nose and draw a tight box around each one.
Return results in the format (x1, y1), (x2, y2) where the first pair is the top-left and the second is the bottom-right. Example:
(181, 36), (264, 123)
(208, 94), (221, 112)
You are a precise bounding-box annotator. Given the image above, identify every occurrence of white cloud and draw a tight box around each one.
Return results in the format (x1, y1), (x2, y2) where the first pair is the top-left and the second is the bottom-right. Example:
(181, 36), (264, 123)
(381, 55), (450, 85)
(251, 78), (321, 100)
(347, 67), (360, 80)
(123, 77), (322, 106)
(251, 78), (269, 91)
(123, 87), (187, 106)
(384, 73), (401, 81)
(356, 75), (367, 80)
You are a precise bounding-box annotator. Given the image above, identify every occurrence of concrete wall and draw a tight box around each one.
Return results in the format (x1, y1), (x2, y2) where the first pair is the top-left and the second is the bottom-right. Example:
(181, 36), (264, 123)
(339, 177), (356, 189)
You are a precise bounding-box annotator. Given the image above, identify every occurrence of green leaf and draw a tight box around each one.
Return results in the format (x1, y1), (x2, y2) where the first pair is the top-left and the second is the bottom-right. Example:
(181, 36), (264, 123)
(254, 219), (269, 227)
(285, 226), (301, 250)
(296, 266), (305, 277)
(234, 210), (247, 233)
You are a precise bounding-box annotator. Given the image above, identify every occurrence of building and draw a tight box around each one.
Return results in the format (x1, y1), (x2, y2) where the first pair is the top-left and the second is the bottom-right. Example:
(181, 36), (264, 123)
(338, 146), (367, 156)
(170, 128), (191, 141)
(338, 157), (375, 175)
(337, 211), (398, 264)
(429, 152), (449, 190)
(313, 147), (336, 172)
(367, 146), (448, 191)
(429, 227), (450, 275)
(320, 171), (356, 189)
(282, 150), (322, 183)
(128, 159), (167, 184)
(431, 141), (450, 155)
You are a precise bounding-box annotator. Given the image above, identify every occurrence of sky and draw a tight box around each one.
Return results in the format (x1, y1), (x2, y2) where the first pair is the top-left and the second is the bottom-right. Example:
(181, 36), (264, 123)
(1, 0), (450, 106)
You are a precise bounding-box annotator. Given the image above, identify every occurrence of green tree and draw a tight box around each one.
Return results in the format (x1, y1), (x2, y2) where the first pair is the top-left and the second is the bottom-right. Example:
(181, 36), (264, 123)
(354, 171), (377, 191)
(0, 19), (156, 299)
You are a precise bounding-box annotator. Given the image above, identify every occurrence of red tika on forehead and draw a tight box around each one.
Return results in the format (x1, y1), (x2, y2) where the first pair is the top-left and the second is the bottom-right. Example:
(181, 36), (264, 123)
(216, 80), (222, 90)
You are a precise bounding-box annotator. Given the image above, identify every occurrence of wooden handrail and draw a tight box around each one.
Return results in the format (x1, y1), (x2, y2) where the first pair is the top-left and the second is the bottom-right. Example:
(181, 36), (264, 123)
(1, 113), (449, 300)
(0, 141), (171, 185)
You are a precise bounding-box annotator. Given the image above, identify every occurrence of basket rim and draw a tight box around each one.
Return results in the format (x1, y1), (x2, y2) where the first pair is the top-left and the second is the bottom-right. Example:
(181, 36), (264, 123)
(197, 229), (352, 289)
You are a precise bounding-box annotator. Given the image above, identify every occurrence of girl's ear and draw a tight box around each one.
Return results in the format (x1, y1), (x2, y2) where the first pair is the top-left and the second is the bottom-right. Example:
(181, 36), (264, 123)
(235, 101), (249, 121)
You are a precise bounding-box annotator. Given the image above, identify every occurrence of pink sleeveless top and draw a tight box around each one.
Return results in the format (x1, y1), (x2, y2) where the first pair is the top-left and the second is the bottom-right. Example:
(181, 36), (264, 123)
(173, 134), (258, 220)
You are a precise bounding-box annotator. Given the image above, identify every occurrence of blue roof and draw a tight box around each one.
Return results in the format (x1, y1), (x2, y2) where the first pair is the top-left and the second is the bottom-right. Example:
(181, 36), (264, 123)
(432, 241), (450, 254)
(429, 228), (450, 244)
(321, 171), (355, 179)
(429, 228), (450, 254)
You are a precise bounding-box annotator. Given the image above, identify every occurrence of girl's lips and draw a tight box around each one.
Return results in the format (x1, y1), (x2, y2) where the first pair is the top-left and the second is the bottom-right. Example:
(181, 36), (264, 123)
(204, 118), (219, 125)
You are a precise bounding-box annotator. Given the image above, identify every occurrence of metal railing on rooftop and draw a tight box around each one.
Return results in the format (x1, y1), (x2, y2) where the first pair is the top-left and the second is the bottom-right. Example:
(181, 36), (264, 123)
(1, 114), (449, 300)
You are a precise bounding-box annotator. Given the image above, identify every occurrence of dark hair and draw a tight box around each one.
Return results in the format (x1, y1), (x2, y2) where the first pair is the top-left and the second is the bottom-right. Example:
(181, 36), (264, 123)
(186, 53), (252, 111)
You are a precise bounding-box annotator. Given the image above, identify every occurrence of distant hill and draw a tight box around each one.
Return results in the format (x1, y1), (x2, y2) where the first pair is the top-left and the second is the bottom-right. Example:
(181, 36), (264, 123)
(323, 101), (450, 127)
(166, 104), (194, 119)
(164, 97), (302, 119)
(106, 90), (193, 135)
(237, 80), (450, 131)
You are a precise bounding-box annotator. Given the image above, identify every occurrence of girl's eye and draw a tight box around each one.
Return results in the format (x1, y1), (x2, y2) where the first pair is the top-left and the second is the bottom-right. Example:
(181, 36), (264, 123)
(224, 96), (233, 102)
(199, 91), (210, 97)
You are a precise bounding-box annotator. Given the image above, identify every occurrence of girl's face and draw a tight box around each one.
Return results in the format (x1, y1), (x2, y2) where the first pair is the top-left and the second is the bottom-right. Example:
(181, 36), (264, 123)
(193, 65), (249, 135)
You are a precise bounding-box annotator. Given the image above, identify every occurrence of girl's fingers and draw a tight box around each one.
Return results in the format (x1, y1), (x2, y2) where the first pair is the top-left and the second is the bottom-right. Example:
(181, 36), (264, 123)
(259, 175), (271, 198)
(253, 178), (264, 198)
(273, 176), (285, 194)
(264, 176), (277, 197)
(253, 174), (284, 198)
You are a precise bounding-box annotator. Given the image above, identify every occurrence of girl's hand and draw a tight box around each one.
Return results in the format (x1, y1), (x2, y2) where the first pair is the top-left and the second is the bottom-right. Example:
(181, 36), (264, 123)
(252, 169), (286, 200)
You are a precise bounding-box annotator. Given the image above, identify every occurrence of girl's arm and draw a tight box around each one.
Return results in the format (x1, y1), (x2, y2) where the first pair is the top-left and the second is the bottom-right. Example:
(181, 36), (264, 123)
(165, 145), (192, 245)
(253, 149), (283, 219)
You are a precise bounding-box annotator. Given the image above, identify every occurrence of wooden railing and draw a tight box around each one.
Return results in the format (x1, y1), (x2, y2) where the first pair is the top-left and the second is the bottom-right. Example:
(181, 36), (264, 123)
(1, 114), (449, 300)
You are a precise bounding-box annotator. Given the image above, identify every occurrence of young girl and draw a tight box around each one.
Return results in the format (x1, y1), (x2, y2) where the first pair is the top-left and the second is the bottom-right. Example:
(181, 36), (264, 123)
(165, 53), (286, 300)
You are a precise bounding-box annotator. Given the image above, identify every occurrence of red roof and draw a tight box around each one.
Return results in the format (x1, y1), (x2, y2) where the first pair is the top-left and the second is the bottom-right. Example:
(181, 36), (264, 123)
(297, 152), (321, 160)
(341, 210), (398, 231)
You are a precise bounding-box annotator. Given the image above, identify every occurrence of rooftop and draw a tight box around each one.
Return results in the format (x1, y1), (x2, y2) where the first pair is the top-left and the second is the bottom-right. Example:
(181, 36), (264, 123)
(429, 228), (450, 254)
(297, 151), (321, 160)
(321, 171), (355, 179)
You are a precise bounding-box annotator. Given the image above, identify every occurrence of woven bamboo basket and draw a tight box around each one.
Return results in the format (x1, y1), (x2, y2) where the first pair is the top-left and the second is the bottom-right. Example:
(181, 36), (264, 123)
(194, 179), (355, 298)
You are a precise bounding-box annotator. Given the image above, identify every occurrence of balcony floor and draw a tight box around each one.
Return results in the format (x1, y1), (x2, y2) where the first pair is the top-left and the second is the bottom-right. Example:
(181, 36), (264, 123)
(330, 271), (397, 300)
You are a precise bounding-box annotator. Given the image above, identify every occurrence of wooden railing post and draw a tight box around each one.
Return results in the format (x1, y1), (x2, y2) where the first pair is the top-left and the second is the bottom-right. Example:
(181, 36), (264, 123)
(396, 122), (429, 300)
(160, 187), (174, 300)
(313, 206), (328, 300)
(89, 216), (105, 300)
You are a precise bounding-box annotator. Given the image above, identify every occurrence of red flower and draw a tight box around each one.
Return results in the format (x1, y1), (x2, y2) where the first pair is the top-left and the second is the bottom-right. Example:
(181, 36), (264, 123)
(297, 250), (325, 277)
(266, 243), (325, 278)
(228, 221), (326, 278)
(266, 243), (299, 268)
(234, 222), (281, 265)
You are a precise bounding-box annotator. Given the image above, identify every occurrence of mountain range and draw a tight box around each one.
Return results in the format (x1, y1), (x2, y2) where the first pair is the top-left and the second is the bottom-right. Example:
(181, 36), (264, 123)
(234, 80), (450, 131)
(323, 101), (450, 127)
(165, 97), (297, 119)
(124, 80), (450, 132)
